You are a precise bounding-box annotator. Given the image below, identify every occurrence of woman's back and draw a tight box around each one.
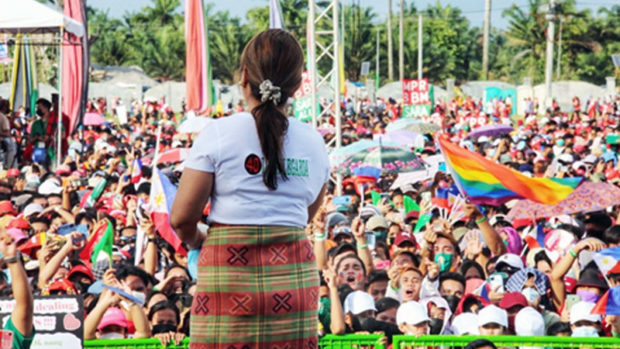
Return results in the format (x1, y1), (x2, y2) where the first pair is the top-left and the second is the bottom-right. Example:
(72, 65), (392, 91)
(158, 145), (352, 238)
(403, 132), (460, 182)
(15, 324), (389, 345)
(185, 112), (329, 227)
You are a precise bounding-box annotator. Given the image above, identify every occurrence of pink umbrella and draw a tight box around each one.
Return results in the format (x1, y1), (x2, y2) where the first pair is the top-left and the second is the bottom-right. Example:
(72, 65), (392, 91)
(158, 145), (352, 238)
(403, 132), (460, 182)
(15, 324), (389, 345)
(507, 182), (620, 220)
(157, 148), (190, 164)
(83, 112), (105, 126)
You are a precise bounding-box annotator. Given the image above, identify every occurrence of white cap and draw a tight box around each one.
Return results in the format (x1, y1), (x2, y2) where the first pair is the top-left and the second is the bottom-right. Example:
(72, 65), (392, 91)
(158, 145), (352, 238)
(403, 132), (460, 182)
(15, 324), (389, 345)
(496, 253), (524, 270)
(584, 154), (598, 164)
(515, 307), (545, 336)
(396, 301), (430, 326)
(23, 203), (44, 218)
(477, 136), (490, 143)
(489, 214), (512, 226)
(450, 313), (479, 335)
(343, 291), (376, 315)
(569, 301), (601, 325)
(478, 305), (508, 327)
(558, 153), (574, 164)
(38, 178), (63, 195)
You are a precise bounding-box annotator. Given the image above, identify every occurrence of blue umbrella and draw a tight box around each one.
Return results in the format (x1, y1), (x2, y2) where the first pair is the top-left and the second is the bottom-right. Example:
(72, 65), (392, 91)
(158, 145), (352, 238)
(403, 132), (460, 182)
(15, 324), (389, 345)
(329, 139), (399, 167)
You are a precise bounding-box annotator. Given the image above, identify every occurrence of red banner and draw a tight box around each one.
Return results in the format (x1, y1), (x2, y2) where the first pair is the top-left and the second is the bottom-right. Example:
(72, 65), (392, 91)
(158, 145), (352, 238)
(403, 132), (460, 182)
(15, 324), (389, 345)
(402, 78), (431, 106)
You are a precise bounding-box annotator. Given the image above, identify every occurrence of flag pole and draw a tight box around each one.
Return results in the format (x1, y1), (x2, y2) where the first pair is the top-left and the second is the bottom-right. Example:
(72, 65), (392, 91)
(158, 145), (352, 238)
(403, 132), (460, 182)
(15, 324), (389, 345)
(57, 28), (64, 168)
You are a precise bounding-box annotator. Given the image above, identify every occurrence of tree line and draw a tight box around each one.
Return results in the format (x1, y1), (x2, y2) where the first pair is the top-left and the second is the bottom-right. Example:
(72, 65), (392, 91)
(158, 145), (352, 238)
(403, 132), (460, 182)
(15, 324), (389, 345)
(84, 0), (619, 87)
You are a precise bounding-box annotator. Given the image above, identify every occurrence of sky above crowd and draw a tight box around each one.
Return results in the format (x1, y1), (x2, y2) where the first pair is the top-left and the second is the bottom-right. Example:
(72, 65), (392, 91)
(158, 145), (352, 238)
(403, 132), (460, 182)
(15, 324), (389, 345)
(89, 0), (612, 30)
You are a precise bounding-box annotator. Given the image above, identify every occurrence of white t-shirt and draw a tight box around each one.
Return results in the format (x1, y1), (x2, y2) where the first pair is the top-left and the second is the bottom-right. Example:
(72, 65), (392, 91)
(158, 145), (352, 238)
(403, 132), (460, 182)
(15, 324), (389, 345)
(184, 112), (330, 227)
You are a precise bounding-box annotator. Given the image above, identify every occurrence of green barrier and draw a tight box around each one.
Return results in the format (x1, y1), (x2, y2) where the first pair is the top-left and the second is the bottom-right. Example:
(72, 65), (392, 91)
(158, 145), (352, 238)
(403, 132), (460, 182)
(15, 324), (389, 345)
(84, 338), (189, 349)
(320, 334), (385, 349)
(392, 335), (620, 348)
(83, 335), (619, 349)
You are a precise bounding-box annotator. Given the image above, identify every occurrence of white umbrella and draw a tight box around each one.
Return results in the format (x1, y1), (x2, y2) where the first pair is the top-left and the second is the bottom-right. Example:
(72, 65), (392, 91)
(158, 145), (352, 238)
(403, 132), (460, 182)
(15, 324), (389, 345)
(178, 117), (211, 134)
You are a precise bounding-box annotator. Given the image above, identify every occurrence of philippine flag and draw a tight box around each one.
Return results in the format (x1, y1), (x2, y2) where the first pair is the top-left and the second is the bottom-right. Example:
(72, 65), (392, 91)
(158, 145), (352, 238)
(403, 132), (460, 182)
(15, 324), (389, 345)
(131, 159), (142, 184)
(591, 286), (620, 315)
(593, 246), (620, 276)
(472, 281), (490, 302)
(150, 169), (187, 256)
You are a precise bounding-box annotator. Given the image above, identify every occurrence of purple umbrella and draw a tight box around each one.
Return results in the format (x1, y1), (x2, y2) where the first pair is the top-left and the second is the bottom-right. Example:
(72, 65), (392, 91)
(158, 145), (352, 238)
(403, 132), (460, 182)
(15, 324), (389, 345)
(373, 130), (424, 147)
(466, 124), (513, 140)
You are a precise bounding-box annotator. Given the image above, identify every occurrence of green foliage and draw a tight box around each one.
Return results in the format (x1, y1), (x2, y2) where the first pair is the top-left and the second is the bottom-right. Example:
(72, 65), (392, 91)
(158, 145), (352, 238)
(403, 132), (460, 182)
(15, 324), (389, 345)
(84, 0), (618, 86)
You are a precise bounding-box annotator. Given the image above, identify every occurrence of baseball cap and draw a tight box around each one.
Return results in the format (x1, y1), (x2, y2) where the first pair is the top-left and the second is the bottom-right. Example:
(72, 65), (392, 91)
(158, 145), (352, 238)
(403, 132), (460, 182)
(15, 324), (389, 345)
(366, 215), (388, 231)
(0, 201), (16, 216)
(8, 217), (30, 230)
(451, 313), (479, 335)
(343, 291), (376, 315)
(569, 301), (601, 325)
(394, 231), (416, 247)
(576, 268), (608, 290)
(495, 253), (524, 271)
(38, 178), (63, 195)
(55, 165), (72, 176)
(333, 226), (353, 239)
(515, 307), (545, 336)
(489, 214), (512, 227)
(478, 305), (508, 327)
(46, 279), (77, 294)
(6, 168), (20, 178)
(326, 212), (348, 229)
(499, 292), (528, 310)
(23, 203), (44, 218)
(67, 265), (95, 282)
(97, 307), (128, 331)
(396, 301), (430, 326)
(5, 228), (27, 245)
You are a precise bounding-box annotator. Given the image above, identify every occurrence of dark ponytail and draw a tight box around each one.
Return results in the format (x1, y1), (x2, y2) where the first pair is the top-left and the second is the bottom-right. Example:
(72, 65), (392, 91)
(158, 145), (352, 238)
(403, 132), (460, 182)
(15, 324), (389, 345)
(252, 102), (289, 190)
(240, 29), (304, 190)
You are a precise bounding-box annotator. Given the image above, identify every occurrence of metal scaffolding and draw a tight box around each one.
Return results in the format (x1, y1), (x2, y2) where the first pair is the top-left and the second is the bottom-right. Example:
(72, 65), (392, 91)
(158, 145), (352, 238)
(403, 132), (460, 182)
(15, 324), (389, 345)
(308, 0), (342, 192)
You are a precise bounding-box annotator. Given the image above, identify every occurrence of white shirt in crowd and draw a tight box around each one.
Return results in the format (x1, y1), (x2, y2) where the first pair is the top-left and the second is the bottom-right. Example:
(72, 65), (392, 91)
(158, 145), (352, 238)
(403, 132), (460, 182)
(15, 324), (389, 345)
(184, 112), (330, 227)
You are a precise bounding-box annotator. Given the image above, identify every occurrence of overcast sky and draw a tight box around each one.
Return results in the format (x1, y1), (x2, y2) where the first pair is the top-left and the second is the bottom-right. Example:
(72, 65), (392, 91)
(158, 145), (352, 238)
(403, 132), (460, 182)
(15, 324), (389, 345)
(88, 0), (613, 30)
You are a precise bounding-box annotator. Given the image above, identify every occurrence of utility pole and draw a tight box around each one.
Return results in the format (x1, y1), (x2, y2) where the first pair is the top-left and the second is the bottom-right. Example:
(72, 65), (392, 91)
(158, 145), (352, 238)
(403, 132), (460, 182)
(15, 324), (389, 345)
(556, 17), (564, 80)
(544, 0), (556, 108)
(376, 28), (380, 98)
(482, 0), (491, 80)
(399, 0), (404, 83)
(387, 0), (393, 81)
(417, 14), (422, 80)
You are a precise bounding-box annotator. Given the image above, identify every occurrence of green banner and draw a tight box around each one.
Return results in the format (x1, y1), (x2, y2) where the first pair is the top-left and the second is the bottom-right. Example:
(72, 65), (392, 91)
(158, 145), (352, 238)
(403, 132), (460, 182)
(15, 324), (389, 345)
(293, 96), (320, 123)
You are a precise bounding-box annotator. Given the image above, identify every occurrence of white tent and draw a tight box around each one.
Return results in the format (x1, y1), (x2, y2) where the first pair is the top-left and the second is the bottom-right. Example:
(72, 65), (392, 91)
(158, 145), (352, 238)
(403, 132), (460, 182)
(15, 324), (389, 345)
(0, 0), (84, 37)
(0, 0), (84, 166)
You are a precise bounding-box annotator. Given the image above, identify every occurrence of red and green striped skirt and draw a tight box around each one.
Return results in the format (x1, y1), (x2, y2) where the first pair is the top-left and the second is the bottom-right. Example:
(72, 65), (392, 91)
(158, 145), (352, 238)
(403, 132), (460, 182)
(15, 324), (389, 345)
(189, 225), (319, 349)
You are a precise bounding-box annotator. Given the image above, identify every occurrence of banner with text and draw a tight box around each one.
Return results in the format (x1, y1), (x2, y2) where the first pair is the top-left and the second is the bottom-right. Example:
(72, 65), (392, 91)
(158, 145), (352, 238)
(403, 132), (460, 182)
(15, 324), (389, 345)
(402, 78), (434, 118)
(293, 71), (320, 122)
(0, 295), (83, 349)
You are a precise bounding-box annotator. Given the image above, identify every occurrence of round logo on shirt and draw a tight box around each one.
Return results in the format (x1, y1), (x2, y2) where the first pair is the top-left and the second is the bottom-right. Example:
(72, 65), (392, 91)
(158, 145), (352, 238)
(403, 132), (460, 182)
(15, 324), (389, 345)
(244, 154), (262, 175)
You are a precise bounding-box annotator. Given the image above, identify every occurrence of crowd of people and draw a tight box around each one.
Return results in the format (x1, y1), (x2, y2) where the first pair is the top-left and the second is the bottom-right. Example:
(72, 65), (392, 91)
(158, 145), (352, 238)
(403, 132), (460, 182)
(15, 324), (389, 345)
(0, 86), (619, 348)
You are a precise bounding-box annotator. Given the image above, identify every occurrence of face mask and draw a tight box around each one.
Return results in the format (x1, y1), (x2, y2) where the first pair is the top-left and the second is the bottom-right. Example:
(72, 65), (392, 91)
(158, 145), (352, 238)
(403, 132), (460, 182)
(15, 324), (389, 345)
(152, 323), (177, 335)
(571, 326), (599, 338)
(99, 332), (124, 339)
(435, 253), (453, 272)
(444, 295), (461, 313)
(488, 149), (496, 157)
(576, 289), (600, 303)
(557, 140), (565, 146)
(428, 318), (444, 335)
(36, 109), (44, 117)
(74, 281), (92, 294)
(521, 287), (540, 304)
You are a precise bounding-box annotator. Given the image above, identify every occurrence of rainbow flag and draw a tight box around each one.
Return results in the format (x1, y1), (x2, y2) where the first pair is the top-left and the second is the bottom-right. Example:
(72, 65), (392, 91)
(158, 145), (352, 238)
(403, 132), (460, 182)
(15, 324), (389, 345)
(437, 135), (581, 206)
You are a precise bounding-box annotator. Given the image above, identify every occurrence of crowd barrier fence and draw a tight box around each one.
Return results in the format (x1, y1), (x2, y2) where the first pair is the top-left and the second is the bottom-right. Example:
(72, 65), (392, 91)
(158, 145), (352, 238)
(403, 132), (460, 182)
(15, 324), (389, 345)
(82, 335), (620, 348)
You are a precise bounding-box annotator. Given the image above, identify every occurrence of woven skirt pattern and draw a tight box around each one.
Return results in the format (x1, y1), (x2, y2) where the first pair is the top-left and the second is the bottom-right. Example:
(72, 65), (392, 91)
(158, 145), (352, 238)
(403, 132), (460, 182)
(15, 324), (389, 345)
(189, 225), (319, 349)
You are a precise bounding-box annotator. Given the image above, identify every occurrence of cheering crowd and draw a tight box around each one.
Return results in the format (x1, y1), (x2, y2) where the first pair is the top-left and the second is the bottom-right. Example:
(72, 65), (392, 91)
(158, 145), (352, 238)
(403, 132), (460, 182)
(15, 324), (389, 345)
(0, 90), (620, 348)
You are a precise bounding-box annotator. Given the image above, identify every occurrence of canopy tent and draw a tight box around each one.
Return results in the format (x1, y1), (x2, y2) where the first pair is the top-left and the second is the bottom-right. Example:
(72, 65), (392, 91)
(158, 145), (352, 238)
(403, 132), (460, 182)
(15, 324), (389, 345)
(0, 0), (85, 166)
(0, 0), (84, 37)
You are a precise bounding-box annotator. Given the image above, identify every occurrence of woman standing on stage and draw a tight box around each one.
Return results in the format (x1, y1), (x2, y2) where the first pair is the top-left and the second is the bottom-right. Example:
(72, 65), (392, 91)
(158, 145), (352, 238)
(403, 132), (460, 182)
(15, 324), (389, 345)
(171, 29), (329, 349)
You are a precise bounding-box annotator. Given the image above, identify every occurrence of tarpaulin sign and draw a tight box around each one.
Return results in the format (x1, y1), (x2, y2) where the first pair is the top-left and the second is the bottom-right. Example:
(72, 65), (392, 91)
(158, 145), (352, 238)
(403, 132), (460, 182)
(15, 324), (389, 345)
(293, 71), (320, 122)
(0, 295), (83, 349)
(402, 78), (433, 117)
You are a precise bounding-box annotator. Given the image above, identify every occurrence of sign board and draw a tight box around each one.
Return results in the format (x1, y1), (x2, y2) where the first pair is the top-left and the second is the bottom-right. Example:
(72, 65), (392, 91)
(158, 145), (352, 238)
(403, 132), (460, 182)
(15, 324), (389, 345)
(116, 105), (128, 125)
(484, 87), (517, 116)
(360, 62), (370, 76)
(612, 54), (620, 67)
(402, 78), (434, 118)
(293, 97), (321, 123)
(0, 43), (9, 63)
(293, 71), (319, 123)
(0, 295), (84, 349)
